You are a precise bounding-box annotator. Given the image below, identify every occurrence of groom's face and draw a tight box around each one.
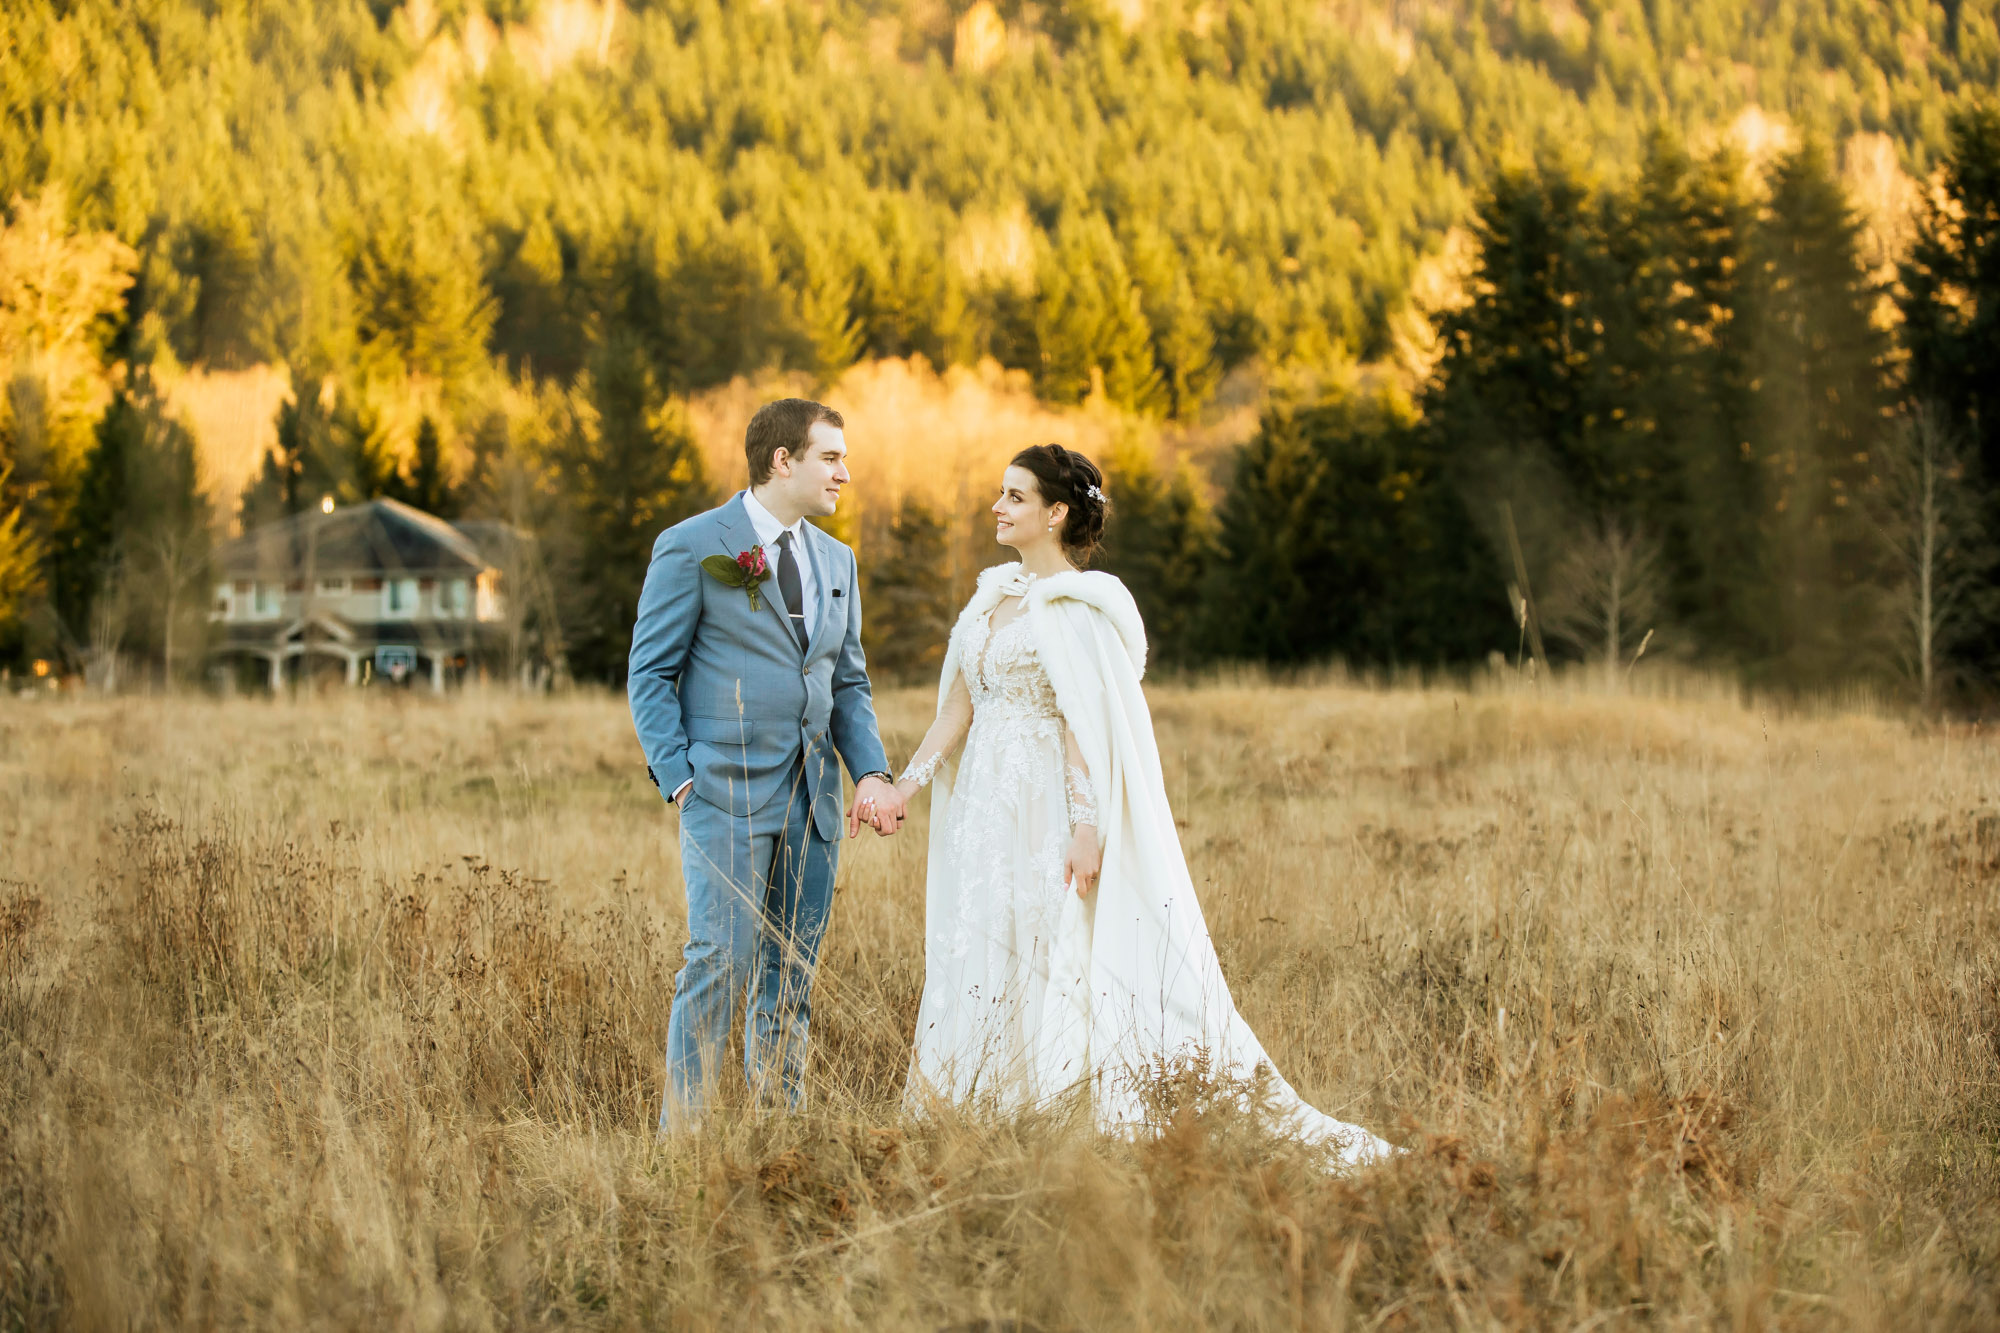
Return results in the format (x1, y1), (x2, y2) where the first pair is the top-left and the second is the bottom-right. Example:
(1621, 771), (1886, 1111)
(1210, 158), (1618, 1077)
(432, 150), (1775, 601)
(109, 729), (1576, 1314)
(774, 422), (850, 518)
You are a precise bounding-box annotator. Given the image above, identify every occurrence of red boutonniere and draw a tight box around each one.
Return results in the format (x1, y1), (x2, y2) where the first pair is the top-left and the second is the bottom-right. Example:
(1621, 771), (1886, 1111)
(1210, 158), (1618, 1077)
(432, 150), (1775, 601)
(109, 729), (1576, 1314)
(701, 546), (774, 610)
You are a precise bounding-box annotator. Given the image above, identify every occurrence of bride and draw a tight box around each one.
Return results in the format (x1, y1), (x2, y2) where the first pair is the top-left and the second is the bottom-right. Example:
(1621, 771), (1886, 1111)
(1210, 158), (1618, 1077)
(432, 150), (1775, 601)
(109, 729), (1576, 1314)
(885, 444), (1396, 1166)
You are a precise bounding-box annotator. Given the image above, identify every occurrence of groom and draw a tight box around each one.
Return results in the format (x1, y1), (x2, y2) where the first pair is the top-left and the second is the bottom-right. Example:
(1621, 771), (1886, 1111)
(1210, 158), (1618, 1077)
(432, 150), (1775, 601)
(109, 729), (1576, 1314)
(629, 397), (907, 1129)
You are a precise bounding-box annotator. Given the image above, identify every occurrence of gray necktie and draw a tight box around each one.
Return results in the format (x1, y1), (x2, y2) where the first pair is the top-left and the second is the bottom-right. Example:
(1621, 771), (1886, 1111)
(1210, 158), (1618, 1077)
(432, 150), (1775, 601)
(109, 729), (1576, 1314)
(775, 529), (807, 653)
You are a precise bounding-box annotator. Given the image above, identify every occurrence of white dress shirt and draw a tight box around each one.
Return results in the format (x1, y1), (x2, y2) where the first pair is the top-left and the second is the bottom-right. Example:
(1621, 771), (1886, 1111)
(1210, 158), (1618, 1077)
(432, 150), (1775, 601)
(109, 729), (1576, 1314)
(741, 488), (818, 642)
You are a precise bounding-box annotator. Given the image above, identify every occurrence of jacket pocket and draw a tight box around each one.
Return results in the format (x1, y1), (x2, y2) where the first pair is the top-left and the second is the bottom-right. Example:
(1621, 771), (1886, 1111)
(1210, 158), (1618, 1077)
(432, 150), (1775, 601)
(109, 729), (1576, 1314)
(685, 715), (758, 744)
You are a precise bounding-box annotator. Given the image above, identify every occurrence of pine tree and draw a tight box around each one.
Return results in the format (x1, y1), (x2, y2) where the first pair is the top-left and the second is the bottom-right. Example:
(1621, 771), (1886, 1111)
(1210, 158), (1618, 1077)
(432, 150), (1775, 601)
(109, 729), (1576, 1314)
(1033, 221), (1167, 414)
(51, 373), (213, 682)
(1899, 102), (2000, 482)
(1098, 441), (1213, 666)
(1746, 140), (1890, 682)
(491, 215), (589, 382)
(1897, 102), (2000, 679)
(349, 200), (497, 395)
(1627, 136), (1762, 659)
(1427, 162), (1633, 515)
(0, 465), (36, 650)
(547, 337), (715, 683)
(239, 384), (390, 528)
(861, 495), (953, 683)
(1125, 225), (1219, 419)
(384, 416), (458, 518)
(1200, 408), (1326, 663)
(1202, 390), (1503, 665)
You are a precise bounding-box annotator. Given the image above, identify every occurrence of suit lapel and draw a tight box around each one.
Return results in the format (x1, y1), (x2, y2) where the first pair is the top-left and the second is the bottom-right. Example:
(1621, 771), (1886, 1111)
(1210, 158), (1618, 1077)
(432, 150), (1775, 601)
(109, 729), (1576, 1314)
(715, 494), (801, 652)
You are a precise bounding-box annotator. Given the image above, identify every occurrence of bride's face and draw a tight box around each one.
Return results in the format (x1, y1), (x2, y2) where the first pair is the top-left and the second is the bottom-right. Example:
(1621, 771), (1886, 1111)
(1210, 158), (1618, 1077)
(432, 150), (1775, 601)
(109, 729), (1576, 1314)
(993, 465), (1065, 553)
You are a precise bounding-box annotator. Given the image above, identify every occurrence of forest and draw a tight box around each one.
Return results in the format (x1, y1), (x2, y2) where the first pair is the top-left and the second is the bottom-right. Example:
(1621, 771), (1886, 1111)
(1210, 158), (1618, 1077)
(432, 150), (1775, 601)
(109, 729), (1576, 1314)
(1, 0), (1997, 698)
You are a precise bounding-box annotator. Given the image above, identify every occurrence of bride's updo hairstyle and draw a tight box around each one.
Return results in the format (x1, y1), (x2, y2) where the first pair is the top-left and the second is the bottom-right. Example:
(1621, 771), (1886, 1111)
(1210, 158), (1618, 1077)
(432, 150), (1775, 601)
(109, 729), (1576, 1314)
(1010, 444), (1109, 561)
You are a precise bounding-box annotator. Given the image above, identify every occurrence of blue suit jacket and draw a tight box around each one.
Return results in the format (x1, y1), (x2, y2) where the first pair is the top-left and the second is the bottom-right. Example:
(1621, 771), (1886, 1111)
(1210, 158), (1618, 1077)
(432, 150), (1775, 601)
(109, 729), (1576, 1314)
(628, 492), (889, 841)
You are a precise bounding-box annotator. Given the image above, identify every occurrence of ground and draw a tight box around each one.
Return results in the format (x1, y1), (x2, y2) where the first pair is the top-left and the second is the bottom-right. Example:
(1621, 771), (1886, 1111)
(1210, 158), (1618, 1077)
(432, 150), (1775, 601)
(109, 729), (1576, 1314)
(0, 676), (1995, 1328)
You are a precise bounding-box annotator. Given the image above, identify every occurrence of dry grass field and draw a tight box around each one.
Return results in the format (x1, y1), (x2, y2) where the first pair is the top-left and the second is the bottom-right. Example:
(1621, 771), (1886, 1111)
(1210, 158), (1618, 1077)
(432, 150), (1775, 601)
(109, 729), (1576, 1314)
(1, 678), (1995, 1329)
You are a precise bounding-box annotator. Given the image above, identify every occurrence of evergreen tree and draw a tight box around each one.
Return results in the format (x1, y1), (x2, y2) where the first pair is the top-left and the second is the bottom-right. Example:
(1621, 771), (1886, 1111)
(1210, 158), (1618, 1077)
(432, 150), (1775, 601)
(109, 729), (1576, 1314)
(612, 229), (808, 396)
(1426, 162), (1636, 518)
(490, 215), (590, 383)
(1899, 102), (2000, 485)
(1745, 140), (1890, 682)
(546, 337), (715, 683)
(861, 495), (953, 683)
(349, 199), (496, 395)
(1626, 136), (1762, 659)
(5, 0), (1994, 689)
(1098, 442), (1213, 667)
(1034, 221), (1167, 414)
(50, 373), (213, 681)
(1125, 225), (1219, 419)
(1202, 390), (1504, 665)
(0, 465), (36, 652)
(384, 416), (458, 518)
(1897, 102), (2000, 679)
(239, 384), (390, 527)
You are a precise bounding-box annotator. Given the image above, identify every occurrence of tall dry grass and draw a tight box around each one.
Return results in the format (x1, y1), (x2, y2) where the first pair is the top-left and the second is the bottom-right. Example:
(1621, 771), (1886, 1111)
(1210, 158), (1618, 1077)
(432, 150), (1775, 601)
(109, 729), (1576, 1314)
(0, 679), (1995, 1328)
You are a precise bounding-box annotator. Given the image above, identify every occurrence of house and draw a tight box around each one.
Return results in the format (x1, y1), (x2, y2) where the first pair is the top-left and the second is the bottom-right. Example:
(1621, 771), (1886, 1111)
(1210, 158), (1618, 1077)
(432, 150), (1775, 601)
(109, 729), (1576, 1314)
(209, 498), (515, 691)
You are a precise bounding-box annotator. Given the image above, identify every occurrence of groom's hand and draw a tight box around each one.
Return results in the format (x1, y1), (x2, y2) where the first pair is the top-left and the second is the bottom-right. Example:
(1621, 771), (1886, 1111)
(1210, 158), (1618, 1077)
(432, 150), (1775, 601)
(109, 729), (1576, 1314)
(848, 775), (906, 838)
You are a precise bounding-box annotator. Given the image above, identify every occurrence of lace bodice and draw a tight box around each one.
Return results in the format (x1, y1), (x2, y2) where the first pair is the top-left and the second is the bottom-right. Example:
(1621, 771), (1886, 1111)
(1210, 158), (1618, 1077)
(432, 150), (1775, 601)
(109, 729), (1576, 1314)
(960, 609), (1062, 726)
(897, 590), (1096, 828)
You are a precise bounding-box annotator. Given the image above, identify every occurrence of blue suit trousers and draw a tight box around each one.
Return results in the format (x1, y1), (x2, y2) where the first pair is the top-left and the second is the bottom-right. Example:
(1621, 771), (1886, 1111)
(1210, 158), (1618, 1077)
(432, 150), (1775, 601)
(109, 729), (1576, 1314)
(662, 760), (837, 1128)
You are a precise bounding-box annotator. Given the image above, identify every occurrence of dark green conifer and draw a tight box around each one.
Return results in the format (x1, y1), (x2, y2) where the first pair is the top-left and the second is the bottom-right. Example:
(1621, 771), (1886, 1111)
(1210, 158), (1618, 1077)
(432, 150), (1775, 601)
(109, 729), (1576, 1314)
(1745, 140), (1890, 682)
(51, 373), (213, 678)
(546, 337), (715, 683)
(385, 416), (458, 519)
(1098, 442), (1213, 666)
(239, 385), (390, 527)
(862, 496), (954, 684)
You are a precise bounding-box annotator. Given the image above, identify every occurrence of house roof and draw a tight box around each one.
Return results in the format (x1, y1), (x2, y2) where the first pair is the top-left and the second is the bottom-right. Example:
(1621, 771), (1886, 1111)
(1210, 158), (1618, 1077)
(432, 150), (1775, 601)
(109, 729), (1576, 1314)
(450, 518), (530, 563)
(217, 499), (492, 578)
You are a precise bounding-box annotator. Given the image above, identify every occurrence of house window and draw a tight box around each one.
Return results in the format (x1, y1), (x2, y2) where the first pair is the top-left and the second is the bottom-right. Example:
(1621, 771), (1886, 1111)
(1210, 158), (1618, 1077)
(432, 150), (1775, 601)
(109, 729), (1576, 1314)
(383, 578), (419, 618)
(253, 583), (282, 619)
(212, 583), (234, 620)
(317, 577), (349, 597)
(442, 579), (469, 618)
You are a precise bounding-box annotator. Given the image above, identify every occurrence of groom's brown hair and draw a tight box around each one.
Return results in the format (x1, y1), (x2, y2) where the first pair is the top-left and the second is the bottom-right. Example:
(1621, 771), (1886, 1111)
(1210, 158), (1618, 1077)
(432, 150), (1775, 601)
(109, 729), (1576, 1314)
(745, 398), (844, 486)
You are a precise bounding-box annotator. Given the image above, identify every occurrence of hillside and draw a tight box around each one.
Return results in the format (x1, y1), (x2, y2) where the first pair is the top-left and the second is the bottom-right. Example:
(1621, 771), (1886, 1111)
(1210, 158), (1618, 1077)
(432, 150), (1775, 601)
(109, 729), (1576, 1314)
(4, 0), (1999, 689)
(4, 0), (1985, 408)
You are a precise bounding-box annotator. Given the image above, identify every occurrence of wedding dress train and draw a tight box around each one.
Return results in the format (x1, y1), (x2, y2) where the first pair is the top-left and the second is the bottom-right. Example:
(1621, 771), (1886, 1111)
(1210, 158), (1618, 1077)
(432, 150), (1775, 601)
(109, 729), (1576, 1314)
(898, 563), (1395, 1166)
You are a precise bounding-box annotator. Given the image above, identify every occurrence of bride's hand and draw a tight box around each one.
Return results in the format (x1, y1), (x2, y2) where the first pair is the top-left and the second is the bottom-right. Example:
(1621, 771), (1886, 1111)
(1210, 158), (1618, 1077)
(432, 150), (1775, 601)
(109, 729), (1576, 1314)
(1064, 825), (1101, 897)
(870, 779), (920, 833)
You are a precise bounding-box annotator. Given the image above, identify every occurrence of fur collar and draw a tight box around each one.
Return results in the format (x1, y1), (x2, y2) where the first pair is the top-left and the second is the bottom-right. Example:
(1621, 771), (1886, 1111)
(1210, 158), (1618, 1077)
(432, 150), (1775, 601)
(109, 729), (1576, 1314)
(964, 562), (1148, 678)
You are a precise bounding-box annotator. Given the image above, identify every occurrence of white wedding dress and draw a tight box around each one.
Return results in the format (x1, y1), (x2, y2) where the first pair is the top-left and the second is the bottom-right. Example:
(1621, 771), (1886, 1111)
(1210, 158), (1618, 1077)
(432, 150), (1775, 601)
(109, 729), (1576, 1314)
(897, 564), (1395, 1166)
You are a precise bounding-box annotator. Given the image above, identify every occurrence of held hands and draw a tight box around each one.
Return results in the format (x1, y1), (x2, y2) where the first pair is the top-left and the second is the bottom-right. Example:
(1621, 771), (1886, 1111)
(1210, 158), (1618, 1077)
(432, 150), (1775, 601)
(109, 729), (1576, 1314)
(847, 775), (908, 838)
(1064, 824), (1101, 897)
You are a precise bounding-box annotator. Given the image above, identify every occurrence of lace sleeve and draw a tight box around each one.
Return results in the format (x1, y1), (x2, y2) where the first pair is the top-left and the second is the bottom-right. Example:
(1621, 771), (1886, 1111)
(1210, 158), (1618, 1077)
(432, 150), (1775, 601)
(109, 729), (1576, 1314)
(1064, 765), (1097, 830)
(896, 672), (973, 790)
(898, 749), (946, 790)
